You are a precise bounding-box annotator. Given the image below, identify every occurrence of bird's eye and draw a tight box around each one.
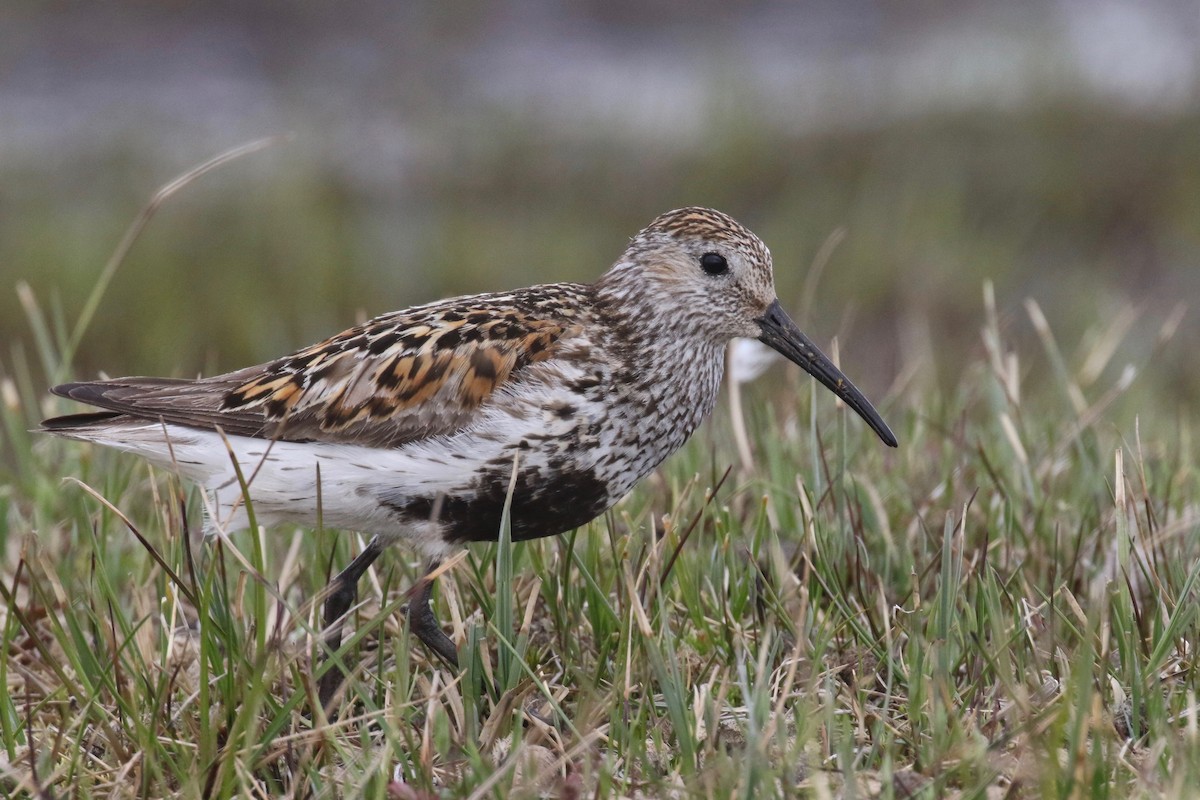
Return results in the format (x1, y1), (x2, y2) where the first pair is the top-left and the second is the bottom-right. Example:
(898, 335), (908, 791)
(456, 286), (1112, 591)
(699, 252), (728, 276)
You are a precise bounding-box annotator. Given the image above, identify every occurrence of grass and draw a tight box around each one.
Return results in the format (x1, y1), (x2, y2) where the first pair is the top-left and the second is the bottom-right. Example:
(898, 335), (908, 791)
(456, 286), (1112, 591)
(3, 267), (1200, 798)
(3, 109), (1200, 796)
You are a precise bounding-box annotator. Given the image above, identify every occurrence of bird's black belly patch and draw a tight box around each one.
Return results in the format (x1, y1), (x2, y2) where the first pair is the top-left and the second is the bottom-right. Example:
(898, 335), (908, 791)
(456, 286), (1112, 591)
(394, 468), (612, 544)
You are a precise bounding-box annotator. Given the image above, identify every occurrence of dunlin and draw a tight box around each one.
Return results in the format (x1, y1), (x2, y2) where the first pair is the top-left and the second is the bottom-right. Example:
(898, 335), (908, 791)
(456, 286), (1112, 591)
(43, 207), (896, 703)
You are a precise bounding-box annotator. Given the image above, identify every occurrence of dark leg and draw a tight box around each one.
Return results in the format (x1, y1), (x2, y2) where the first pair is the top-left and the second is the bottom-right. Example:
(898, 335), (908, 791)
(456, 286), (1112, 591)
(318, 536), (386, 708)
(406, 559), (459, 669)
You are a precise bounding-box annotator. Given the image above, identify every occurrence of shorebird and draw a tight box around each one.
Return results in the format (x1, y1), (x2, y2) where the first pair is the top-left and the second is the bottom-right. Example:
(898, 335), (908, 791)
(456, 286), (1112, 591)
(43, 207), (896, 703)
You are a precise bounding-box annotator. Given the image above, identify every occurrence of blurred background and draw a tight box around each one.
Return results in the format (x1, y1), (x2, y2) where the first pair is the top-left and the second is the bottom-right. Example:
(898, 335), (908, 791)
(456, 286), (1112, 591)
(4, 0), (1199, 431)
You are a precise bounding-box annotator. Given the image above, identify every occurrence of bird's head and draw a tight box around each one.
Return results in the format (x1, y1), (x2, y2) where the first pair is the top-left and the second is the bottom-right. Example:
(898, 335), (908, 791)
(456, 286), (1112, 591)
(603, 207), (897, 447)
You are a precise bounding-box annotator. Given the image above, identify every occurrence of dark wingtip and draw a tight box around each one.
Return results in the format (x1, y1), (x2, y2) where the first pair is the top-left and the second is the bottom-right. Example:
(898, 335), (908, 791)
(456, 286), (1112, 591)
(40, 411), (124, 431)
(50, 382), (103, 402)
(43, 382), (122, 430)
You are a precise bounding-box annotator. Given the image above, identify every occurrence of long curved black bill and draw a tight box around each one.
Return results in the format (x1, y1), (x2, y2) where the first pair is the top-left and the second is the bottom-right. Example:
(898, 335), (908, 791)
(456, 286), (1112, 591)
(757, 300), (898, 447)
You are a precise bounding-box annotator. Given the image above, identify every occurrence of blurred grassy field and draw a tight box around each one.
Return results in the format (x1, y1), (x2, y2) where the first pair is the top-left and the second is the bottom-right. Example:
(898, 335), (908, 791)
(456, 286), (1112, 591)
(2, 105), (1200, 797)
(5, 103), (1199, 403)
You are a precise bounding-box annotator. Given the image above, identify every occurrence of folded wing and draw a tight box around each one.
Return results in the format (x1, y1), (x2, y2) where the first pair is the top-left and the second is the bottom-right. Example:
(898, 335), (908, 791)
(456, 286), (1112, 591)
(48, 292), (583, 447)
